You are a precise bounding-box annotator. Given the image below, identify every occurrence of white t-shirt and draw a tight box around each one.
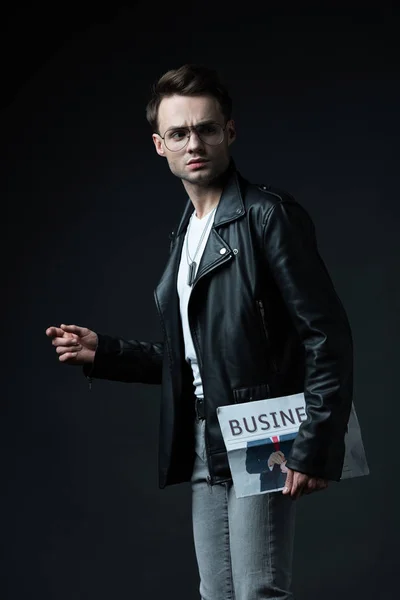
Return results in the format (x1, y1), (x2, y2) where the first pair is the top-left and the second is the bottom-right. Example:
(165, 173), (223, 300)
(177, 207), (217, 399)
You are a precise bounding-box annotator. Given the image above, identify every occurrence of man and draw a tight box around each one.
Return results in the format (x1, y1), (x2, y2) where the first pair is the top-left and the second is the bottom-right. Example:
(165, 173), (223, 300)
(46, 64), (353, 599)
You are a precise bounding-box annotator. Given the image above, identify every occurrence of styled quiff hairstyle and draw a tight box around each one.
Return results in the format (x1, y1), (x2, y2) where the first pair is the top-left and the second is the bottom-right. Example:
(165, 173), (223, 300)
(146, 64), (233, 134)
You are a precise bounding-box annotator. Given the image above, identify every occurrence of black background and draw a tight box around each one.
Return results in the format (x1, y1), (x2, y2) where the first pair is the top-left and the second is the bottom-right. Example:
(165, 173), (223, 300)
(2, 2), (399, 598)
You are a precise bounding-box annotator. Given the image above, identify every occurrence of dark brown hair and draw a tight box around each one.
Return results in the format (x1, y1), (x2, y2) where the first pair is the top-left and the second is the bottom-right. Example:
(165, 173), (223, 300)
(145, 64), (232, 133)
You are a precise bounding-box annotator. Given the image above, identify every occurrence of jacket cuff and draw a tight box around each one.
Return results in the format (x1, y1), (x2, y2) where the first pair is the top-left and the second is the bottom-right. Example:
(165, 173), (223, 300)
(285, 452), (343, 482)
(82, 332), (118, 380)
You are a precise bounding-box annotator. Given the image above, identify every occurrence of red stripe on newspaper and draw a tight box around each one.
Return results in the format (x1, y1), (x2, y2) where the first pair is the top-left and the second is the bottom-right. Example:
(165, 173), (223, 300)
(271, 435), (280, 451)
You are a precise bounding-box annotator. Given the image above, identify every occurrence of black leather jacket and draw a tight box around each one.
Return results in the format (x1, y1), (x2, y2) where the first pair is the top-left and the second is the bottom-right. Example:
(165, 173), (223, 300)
(85, 162), (353, 488)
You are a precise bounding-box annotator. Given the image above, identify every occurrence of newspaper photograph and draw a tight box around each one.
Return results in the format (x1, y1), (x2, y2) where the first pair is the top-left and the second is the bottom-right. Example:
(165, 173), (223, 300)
(217, 393), (369, 498)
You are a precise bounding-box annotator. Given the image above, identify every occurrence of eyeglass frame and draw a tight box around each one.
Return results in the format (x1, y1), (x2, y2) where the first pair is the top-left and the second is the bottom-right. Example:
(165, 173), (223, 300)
(157, 120), (229, 152)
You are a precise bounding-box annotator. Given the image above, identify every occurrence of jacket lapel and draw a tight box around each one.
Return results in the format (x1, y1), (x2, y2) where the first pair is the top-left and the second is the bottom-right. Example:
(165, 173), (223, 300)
(175, 160), (246, 288)
(154, 161), (246, 330)
(191, 227), (233, 287)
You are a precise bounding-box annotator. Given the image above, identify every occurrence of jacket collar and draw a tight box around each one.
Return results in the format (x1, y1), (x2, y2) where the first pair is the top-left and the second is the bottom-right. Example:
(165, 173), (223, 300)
(175, 158), (245, 237)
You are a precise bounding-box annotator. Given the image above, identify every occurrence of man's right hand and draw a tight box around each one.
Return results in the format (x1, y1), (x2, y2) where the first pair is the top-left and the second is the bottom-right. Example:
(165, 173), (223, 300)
(45, 324), (98, 365)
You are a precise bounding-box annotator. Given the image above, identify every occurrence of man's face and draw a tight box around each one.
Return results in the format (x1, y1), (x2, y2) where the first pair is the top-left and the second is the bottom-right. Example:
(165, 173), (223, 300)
(152, 94), (236, 186)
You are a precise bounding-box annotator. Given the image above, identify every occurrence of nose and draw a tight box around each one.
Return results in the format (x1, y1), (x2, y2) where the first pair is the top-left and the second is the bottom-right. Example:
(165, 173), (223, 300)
(186, 128), (204, 152)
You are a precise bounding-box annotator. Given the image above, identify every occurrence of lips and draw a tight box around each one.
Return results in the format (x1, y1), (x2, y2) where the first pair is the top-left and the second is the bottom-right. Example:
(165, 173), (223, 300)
(187, 159), (208, 165)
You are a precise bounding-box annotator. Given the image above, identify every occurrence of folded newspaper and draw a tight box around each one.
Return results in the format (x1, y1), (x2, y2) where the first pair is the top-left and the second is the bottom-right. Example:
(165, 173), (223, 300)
(217, 393), (369, 498)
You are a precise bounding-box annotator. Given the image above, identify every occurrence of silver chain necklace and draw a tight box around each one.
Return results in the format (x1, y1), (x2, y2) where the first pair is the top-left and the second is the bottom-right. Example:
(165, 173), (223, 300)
(185, 206), (217, 286)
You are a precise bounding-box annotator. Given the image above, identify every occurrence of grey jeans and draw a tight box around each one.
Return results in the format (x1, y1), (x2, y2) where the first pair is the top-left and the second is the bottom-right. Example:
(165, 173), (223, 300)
(191, 418), (296, 600)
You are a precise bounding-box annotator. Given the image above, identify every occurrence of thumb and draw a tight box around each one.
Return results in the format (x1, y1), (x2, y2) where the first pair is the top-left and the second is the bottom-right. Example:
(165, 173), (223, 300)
(282, 469), (293, 495)
(60, 324), (86, 337)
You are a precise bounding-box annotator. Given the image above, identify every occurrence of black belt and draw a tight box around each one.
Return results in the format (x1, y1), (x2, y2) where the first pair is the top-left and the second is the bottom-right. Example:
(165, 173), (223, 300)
(195, 397), (205, 420)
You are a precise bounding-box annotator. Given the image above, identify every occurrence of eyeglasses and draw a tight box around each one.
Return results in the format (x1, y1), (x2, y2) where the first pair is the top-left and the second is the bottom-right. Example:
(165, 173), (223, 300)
(159, 121), (227, 152)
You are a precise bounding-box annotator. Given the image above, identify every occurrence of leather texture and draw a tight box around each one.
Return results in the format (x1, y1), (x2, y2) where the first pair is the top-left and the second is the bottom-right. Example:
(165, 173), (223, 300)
(86, 161), (353, 488)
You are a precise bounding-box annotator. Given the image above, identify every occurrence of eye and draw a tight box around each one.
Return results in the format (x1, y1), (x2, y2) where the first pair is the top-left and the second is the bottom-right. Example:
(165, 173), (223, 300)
(167, 129), (187, 140)
(197, 123), (218, 135)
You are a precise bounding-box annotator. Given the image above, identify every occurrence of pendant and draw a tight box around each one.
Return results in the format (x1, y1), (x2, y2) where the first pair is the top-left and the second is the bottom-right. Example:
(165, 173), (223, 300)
(187, 261), (197, 286)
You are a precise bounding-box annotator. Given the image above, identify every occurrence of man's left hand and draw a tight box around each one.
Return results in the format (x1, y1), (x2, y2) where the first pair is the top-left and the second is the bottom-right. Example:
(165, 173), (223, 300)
(282, 468), (329, 500)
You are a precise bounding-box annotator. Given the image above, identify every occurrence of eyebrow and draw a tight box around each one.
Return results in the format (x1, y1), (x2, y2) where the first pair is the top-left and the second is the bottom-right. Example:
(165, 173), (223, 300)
(166, 119), (218, 130)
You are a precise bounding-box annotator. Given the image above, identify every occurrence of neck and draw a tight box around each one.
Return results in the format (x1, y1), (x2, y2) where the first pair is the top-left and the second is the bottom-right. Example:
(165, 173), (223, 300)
(182, 165), (231, 220)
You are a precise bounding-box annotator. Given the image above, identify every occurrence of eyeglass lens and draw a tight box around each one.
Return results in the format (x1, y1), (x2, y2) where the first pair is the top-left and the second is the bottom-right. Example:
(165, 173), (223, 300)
(164, 123), (224, 151)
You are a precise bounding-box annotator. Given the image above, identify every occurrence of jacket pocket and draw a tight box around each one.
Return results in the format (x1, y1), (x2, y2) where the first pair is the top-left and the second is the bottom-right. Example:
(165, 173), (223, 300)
(233, 382), (271, 404)
(256, 299), (278, 373)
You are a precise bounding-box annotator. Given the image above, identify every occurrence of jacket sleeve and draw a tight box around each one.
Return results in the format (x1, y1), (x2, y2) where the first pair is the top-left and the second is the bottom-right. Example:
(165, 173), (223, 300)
(82, 333), (163, 384)
(262, 200), (353, 481)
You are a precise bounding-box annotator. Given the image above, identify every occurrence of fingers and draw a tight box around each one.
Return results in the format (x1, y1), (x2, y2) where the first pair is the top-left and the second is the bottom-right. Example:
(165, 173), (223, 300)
(290, 476), (306, 500)
(303, 478), (318, 494)
(304, 478), (328, 494)
(46, 324), (88, 342)
(292, 475), (329, 498)
(58, 351), (79, 362)
(316, 478), (329, 491)
(56, 344), (82, 355)
(60, 324), (87, 337)
(283, 471), (309, 500)
(282, 469), (330, 500)
(276, 451), (285, 465)
(46, 323), (88, 365)
(52, 337), (80, 347)
(282, 469), (293, 495)
(46, 326), (65, 338)
(269, 451), (285, 465)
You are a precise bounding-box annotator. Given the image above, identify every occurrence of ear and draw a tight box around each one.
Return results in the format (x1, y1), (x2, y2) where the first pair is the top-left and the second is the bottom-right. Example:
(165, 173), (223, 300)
(152, 134), (166, 157)
(226, 120), (236, 146)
